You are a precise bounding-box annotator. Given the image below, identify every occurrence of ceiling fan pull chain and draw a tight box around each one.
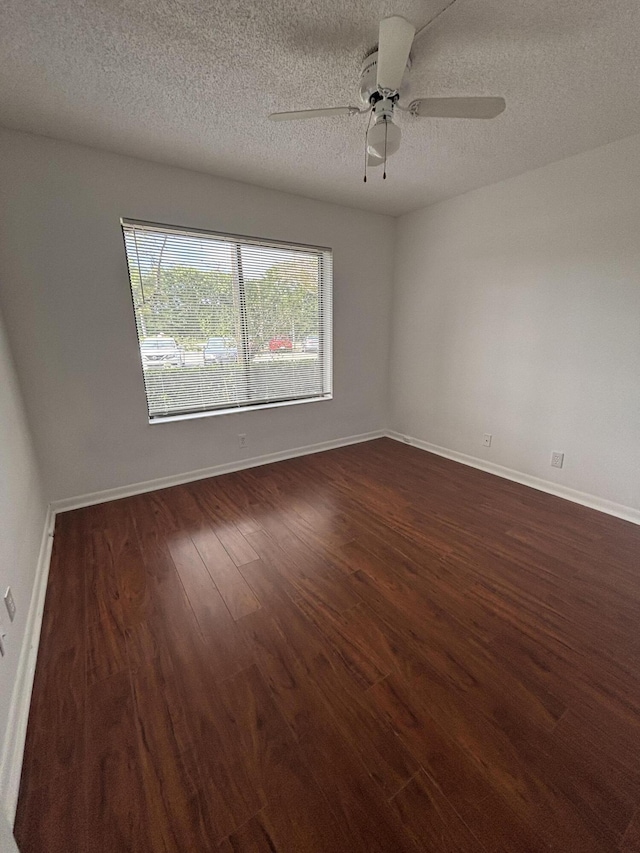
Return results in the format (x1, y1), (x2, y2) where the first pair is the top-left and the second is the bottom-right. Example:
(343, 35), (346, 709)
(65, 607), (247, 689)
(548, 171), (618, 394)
(363, 131), (368, 182)
(364, 108), (373, 183)
(383, 121), (388, 179)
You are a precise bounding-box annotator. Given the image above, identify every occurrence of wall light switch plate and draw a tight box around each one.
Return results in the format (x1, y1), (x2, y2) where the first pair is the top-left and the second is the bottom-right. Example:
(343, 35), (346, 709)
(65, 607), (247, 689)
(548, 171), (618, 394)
(551, 452), (564, 469)
(4, 588), (16, 622)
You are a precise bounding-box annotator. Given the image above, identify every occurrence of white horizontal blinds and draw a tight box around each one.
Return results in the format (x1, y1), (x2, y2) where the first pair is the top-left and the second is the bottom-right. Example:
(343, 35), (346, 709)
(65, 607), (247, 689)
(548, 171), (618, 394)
(241, 243), (330, 405)
(121, 220), (332, 420)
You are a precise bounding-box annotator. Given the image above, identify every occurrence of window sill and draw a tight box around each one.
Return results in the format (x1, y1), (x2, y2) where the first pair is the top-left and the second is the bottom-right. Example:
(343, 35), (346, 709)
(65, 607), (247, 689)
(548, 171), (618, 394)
(148, 393), (332, 425)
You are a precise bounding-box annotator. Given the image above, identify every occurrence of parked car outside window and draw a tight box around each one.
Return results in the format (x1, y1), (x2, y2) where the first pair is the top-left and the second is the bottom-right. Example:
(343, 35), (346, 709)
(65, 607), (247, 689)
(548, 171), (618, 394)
(303, 335), (319, 353)
(268, 336), (293, 352)
(140, 337), (185, 368)
(203, 337), (238, 364)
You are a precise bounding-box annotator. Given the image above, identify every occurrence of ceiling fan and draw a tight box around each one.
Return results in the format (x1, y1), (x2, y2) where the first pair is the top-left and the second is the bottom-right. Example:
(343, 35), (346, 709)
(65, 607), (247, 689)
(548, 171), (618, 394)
(268, 15), (506, 179)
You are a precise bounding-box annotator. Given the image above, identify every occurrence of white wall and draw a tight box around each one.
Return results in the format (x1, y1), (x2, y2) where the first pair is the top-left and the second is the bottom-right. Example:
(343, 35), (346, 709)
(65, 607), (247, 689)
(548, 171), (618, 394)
(0, 810), (19, 853)
(0, 305), (47, 816)
(0, 129), (394, 504)
(391, 132), (640, 514)
(2, 125), (639, 517)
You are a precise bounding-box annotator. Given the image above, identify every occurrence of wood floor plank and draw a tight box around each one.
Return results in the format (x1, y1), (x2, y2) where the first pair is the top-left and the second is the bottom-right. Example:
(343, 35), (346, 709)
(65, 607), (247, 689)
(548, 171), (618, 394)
(395, 669), (625, 850)
(17, 514), (88, 793)
(368, 673), (550, 853)
(218, 664), (349, 852)
(489, 626), (640, 758)
(351, 547), (567, 732)
(151, 631), (264, 828)
(169, 480), (261, 567)
(16, 438), (640, 853)
(390, 770), (488, 852)
(189, 476), (264, 537)
(245, 527), (360, 615)
(192, 524), (261, 619)
(241, 484), (359, 578)
(84, 528), (123, 628)
(238, 555), (377, 694)
(125, 589), (265, 837)
(554, 707), (640, 779)
(19, 630), (86, 791)
(85, 670), (155, 852)
(219, 814), (287, 852)
(239, 602), (420, 799)
(292, 712), (422, 853)
(123, 565), (203, 674)
(36, 510), (86, 659)
(13, 767), (87, 853)
(620, 808), (640, 852)
(296, 596), (392, 689)
(132, 656), (248, 849)
(307, 651), (421, 797)
(167, 532), (253, 679)
(215, 522), (261, 567)
(86, 614), (127, 686)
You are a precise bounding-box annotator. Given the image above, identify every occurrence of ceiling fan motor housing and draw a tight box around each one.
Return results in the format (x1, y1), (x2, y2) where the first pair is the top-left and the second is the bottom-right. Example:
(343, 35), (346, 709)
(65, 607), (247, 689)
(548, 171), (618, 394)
(359, 50), (410, 105)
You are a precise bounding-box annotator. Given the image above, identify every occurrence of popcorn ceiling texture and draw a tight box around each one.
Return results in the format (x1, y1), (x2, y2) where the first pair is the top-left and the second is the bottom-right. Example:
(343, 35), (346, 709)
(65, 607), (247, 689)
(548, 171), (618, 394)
(1, 0), (640, 215)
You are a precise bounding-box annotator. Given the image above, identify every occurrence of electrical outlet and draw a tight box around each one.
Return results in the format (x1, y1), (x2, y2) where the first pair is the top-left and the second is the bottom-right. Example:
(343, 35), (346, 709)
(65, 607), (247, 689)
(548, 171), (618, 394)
(4, 588), (15, 622)
(483, 433), (492, 447)
(551, 452), (564, 469)
(238, 433), (247, 449)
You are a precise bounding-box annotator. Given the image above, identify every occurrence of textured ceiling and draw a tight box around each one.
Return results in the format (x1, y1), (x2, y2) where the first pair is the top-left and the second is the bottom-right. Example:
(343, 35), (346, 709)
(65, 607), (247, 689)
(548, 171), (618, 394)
(2, 0), (640, 215)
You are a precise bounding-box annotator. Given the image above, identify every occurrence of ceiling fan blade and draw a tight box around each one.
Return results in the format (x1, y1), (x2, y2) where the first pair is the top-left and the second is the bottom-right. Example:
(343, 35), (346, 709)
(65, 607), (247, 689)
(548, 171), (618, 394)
(367, 152), (384, 167)
(268, 106), (359, 121)
(377, 15), (415, 92)
(409, 97), (506, 119)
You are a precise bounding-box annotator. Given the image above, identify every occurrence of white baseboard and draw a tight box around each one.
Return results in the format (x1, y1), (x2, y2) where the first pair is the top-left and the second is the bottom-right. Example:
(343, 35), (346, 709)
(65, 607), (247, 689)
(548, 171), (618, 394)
(386, 431), (640, 526)
(1, 506), (56, 824)
(51, 430), (386, 513)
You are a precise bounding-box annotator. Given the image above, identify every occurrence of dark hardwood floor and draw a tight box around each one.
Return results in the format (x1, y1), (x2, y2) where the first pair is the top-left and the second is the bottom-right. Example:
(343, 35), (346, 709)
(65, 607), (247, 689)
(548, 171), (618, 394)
(14, 437), (640, 852)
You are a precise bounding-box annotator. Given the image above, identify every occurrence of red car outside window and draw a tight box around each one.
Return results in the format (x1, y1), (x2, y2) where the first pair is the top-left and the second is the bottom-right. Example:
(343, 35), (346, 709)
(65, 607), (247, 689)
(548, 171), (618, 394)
(268, 336), (293, 352)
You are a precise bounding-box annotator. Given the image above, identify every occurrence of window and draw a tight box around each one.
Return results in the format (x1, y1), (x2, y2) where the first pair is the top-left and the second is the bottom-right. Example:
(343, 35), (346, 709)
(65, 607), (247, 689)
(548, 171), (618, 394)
(121, 219), (333, 421)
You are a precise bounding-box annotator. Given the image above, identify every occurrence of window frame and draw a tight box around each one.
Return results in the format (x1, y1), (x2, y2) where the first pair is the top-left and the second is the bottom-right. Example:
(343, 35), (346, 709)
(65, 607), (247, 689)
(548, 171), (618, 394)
(121, 218), (333, 423)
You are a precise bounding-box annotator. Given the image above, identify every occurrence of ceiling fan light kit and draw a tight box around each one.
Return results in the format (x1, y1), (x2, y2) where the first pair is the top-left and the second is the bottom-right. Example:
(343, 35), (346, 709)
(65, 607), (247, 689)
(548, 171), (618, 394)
(368, 116), (401, 159)
(268, 14), (506, 181)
